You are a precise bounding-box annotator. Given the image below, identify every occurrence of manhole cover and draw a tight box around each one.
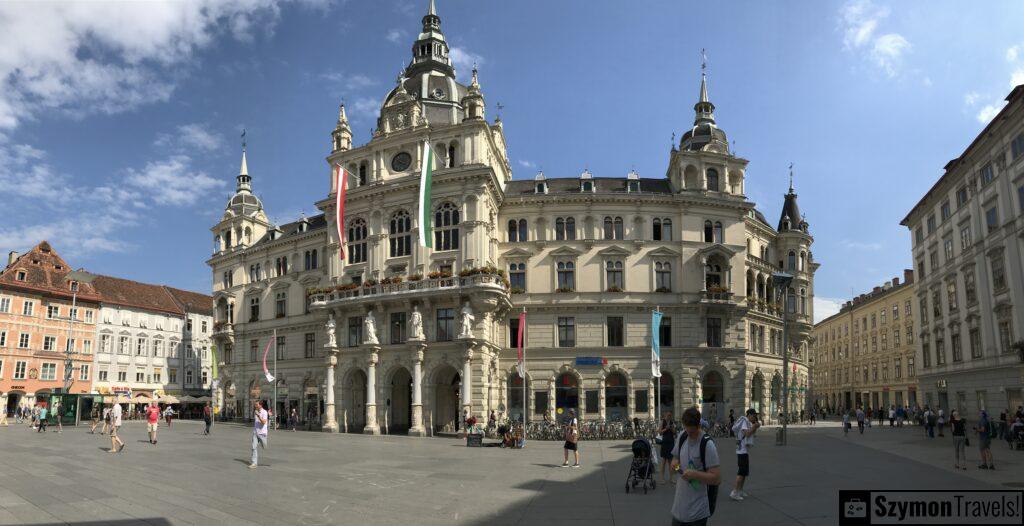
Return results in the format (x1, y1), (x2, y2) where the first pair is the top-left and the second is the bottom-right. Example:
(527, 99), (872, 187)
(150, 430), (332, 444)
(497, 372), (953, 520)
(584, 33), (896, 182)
(1002, 482), (1024, 488)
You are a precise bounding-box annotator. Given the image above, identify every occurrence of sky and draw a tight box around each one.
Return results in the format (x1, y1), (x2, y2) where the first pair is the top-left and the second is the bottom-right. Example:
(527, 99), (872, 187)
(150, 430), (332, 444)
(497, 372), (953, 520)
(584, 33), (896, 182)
(0, 0), (1022, 322)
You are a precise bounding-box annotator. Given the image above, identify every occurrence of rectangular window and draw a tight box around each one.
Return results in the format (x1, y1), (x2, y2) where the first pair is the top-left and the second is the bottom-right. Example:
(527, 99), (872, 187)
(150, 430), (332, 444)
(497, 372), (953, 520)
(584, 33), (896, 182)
(556, 262), (575, 291)
(348, 317), (363, 347)
(585, 390), (599, 414)
(980, 163), (994, 186)
(935, 337), (946, 366)
(607, 316), (624, 346)
(169, 369), (177, 384)
(969, 328), (982, 359)
(249, 297), (260, 322)
(634, 390), (649, 413)
(509, 263), (526, 291)
(0, 331), (5, 347)
(136, 372), (145, 383)
(40, 362), (56, 381)
(0, 297), (9, 313)
(991, 255), (1007, 291)
(202, 370), (209, 386)
(894, 358), (902, 379)
(964, 272), (977, 304)
(940, 200), (951, 221)
(659, 316), (672, 347)
(557, 317), (575, 347)
(960, 225), (972, 250)
(605, 261), (623, 290)
(275, 336), (285, 360)
(956, 187), (969, 207)
(47, 305), (59, 319)
(136, 338), (146, 356)
(43, 335), (56, 351)
(390, 312), (407, 344)
(118, 371), (127, 382)
(22, 301), (34, 316)
(943, 238), (954, 261)
(999, 321), (1013, 354)
(908, 357), (915, 377)
(922, 341), (931, 368)
(223, 344), (232, 364)
(185, 369), (193, 385)
(66, 338), (76, 353)
(153, 371), (161, 383)
(509, 317), (521, 348)
(929, 251), (939, 273)
(1019, 185), (1024, 213)
(932, 291), (942, 318)
(946, 281), (958, 311)
(951, 332), (963, 362)
(926, 214), (936, 234)
(915, 227), (923, 245)
(1013, 132), (1024, 160)
(436, 309), (454, 342)
(14, 361), (27, 379)
(99, 370), (108, 382)
(706, 317), (722, 347)
(986, 206), (998, 233)
(893, 304), (899, 320)
(304, 333), (316, 358)
(893, 328), (900, 347)
(534, 391), (549, 416)
(275, 292), (286, 318)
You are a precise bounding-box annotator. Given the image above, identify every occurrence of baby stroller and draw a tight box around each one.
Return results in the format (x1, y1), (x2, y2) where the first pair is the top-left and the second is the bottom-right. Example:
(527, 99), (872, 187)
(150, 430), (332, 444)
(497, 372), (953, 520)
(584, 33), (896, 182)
(625, 437), (657, 493)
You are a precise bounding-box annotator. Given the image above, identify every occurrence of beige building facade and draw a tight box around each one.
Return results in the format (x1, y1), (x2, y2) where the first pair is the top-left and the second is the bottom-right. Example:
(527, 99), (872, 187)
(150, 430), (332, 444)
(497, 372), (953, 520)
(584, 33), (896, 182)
(900, 84), (1024, 417)
(811, 271), (918, 413)
(208, 3), (816, 434)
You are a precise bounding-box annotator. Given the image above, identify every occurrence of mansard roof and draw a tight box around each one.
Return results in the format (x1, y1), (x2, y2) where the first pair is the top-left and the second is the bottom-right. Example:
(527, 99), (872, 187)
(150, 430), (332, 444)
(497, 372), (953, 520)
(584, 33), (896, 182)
(250, 214), (328, 248)
(505, 177), (672, 196)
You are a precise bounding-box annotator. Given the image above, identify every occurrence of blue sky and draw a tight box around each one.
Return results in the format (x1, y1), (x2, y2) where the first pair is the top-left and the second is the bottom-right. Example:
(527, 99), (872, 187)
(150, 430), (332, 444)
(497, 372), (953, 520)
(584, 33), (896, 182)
(1, 0), (1022, 321)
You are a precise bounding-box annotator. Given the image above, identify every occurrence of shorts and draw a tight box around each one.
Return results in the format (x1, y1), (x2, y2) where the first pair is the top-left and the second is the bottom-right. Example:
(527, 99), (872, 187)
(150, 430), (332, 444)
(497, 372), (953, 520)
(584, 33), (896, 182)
(737, 453), (750, 476)
(110, 426), (119, 437)
(979, 436), (992, 450)
(147, 423), (158, 432)
(563, 440), (578, 451)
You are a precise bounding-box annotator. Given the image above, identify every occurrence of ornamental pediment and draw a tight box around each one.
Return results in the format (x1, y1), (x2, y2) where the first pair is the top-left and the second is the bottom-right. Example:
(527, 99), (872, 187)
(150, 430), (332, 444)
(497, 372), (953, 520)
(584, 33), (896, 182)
(245, 284), (265, 296)
(596, 245), (631, 257)
(695, 244), (738, 260)
(501, 247), (534, 259)
(548, 246), (583, 257)
(298, 272), (323, 286)
(646, 246), (682, 258)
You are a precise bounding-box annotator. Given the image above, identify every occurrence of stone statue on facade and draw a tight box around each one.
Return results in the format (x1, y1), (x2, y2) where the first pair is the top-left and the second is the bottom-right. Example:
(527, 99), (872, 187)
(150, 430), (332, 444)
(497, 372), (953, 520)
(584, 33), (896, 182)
(409, 305), (425, 341)
(457, 302), (475, 339)
(364, 310), (379, 345)
(326, 313), (337, 348)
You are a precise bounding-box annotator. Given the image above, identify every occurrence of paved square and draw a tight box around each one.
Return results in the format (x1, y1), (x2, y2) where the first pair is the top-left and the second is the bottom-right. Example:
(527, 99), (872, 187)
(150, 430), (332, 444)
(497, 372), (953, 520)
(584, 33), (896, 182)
(0, 420), (1017, 525)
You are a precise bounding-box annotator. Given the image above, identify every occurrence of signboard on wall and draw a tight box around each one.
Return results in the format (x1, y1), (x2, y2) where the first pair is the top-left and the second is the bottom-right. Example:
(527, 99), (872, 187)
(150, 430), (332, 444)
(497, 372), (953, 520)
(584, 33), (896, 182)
(575, 357), (606, 366)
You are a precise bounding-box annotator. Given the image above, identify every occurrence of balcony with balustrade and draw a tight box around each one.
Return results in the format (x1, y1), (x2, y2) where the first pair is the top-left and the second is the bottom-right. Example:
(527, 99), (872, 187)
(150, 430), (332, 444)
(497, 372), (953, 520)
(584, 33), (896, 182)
(308, 272), (512, 313)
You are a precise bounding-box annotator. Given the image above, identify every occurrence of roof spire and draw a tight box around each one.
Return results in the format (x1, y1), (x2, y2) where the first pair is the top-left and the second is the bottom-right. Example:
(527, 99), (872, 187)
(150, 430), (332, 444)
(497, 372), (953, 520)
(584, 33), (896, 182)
(237, 129), (252, 193)
(693, 49), (715, 126)
(788, 162), (794, 193)
(428, 0), (436, 16)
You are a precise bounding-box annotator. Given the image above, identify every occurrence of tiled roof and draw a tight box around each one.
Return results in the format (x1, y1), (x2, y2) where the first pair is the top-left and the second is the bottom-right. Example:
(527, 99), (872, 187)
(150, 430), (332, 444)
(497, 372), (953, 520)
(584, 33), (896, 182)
(164, 286), (213, 316)
(0, 241), (101, 302)
(505, 177), (673, 196)
(91, 275), (184, 315)
(252, 213), (327, 247)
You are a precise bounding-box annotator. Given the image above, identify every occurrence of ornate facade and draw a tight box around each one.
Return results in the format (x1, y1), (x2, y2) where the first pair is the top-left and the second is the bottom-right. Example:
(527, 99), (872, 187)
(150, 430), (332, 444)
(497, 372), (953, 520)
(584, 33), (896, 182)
(208, 2), (816, 434)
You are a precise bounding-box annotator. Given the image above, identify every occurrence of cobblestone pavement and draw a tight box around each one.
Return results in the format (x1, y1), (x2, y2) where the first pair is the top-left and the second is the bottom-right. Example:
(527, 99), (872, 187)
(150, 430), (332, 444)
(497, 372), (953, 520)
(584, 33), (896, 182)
(0, 420), (1014, 525)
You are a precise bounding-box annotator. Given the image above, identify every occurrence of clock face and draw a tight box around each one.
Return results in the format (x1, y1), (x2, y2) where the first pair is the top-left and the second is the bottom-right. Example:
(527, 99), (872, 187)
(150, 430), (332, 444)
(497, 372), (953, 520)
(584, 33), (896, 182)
(391, 152), (412, 172)
(431, 88), (445, 99)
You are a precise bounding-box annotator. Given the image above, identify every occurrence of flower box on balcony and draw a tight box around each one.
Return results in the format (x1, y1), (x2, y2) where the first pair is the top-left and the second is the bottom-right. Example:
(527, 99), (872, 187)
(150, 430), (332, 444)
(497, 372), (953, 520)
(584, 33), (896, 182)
(555, 287), (574, 293)
(606, 286), (624, 293)
(408, 274), (423, 282)
(510, 287), (525, 294)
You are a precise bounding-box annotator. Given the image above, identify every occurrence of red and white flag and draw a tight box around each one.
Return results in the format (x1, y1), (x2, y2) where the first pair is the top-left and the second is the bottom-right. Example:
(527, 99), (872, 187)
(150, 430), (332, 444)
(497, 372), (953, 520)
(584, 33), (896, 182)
(335, 164), (347, 259)
(516, 311), (526, 378)
(262, 329), (276, 383)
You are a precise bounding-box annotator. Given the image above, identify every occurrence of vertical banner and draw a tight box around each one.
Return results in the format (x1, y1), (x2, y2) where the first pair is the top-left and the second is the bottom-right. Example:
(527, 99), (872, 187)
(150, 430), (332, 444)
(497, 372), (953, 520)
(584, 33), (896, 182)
(335, 164), (347, 259)
(651, 311), (663, 378)
(516, 311), (527, 378)
(262, 330), (276, 383)
(418, 140), (434, 247)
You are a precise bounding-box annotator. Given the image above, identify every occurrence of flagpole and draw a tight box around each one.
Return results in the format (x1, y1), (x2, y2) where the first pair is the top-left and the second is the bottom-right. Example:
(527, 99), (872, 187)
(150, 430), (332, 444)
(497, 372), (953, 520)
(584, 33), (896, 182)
(521, 307), (527, 447)
(274, 329), (278, 431)
(655, 306), (660, 420)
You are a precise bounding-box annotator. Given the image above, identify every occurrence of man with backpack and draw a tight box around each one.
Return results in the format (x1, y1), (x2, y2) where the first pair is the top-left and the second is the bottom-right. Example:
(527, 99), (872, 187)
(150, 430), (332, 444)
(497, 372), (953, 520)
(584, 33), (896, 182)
(729, 409), (760, 502)
(670, 406), (721, 525)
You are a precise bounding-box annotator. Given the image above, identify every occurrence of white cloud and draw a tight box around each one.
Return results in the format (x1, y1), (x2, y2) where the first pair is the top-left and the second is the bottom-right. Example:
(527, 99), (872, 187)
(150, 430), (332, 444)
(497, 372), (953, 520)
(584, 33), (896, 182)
(0, 0), (326, 130)
(320, 71), (376, 90)
(964, 91), (981, 106)
(123, 155), (225, 206)
(977, 104), (1003, 124)
(1012, 68), (1024, 88)
(1008, 45), (1020, 62)
(385, 29), (404, 43)
(155, 123), (223, 153)
(814, 297), (845, 324)
(839, 239), (883, 251)
(518, 160), (537, 169)
(450, 47), (485, 78)
(838, 0), (910, 78)
(0, 215), (133, 257)
(348, 97), (381, 121)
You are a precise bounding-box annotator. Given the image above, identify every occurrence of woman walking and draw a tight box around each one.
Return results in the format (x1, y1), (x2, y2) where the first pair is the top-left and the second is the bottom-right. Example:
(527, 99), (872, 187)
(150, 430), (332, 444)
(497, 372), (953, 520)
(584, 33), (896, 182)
(658, 412), (677, 483)
(977, 410), (995, 470)
(951, 410), (967, 470)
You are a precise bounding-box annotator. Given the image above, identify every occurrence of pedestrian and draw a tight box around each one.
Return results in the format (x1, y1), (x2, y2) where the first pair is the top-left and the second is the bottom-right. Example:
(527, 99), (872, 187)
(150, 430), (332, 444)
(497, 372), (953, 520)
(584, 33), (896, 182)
(163, 405), (174, 427)
(924, 406), (935, 438)
(856, 406), (865, 434)
(730, 408), (760, 502)
(53, 401), (63, 433)
(101, 405), (111, 435)
(109, 402), (125, 453)
(896, 405), (905, 427)
(658, 412), (677, 484)
(204, 403), (213, 435)
(0, 406), (7, 426)
(951, 410), (967, 470)
(727, 409), (735, 437)
(976, 410), (995, 470)
(670, 406), (721, 526)
(809, 409), (816, 425)
(145, 402), (160, 444)
(249, 400), (269, 469)
(89, 405), (100, 433)
(937, 407), (945, 437)
(888, 405), (895, 427)
(999, 410), (1008, 442)
(488, 410), (497, 433)
(842, 411), (850, 436)
(36, 405), (47, 433)
(561, 409), (580, 468)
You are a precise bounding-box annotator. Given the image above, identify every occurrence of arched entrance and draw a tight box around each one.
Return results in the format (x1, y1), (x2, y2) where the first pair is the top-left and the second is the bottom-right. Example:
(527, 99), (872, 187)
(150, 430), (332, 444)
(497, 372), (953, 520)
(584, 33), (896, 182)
(751, 373), (765, 414)
(388, 368), (412, 434)
(555, 373), (578, 418)
(656, 373), (674, 417)
(701, 371), (725, 424)
(770, 374), (782, 419)
(433, 365), (461, 433)
(348, 370), (367, 433)
(605, 372), (628, 421)
(5, 391), (24, 416)
(508, 373), (530, 423)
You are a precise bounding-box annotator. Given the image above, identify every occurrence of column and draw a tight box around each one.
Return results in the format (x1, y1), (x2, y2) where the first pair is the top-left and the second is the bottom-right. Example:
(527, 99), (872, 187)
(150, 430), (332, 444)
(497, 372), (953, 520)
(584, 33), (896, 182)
(323, 349), (339, 432)
(408, 343), (426, 437)
(364, 346), (380, 435)
(462, 346), (474, 426)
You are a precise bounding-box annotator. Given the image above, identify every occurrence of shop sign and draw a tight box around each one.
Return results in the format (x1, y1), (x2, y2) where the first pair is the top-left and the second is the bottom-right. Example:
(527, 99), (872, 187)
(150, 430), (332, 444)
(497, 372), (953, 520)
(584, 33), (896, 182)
(575, 357), (606, 366)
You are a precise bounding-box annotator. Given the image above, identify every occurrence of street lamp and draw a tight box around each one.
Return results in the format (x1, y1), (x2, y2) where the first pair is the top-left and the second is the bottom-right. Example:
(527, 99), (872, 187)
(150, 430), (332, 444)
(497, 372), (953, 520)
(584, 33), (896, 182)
(771, 271), (793, 446)
(63, 269), (96, 395)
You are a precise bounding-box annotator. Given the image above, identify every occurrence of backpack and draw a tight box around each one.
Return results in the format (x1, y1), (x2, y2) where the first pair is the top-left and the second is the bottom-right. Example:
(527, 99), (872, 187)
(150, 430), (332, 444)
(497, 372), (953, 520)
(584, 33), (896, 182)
(699, 434), (719, 516)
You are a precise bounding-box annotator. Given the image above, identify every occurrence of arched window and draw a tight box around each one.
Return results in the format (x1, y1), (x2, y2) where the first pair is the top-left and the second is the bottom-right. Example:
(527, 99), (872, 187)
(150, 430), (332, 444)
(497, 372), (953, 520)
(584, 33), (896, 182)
(565, 217), (576, 240)
(556, 261), (575, 290)
(224, 230), (232, 248)
(614, 217), (623, 240)
(518, 219), (528, 242)
(303, 251), (311, 271)
(787, 287), (796, 313)
(358, 162), (368, 186)
(787, 251), (796, 271)
(311, 249), (318, 269)
(555, 218), (565, 240)
(244, 227), (251, 244)
(662, 219), (672, 241)
(799, 251), (806, 272)
(348, 218), (367, 264)
(447, 143), (457, 168)
(653, 218), (662, 241)
(508, 219), (518, 242)
(603, 217), (614, 240)
(389, 210), (411, 257)
(707, 168), (719, 192)
(434, 202), (460, 251)
(605, 260), (624, 290)
(713, 221), (724, 243)
(800, 288), (807, 314)
(509, 263), (526, 290)
(655, 262), (672, 291)
(703, 220), (713, 242)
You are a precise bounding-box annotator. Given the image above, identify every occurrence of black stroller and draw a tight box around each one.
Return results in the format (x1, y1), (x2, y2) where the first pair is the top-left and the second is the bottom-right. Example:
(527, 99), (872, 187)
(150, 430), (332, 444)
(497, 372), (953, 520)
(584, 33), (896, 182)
(625, 437), (657, 493)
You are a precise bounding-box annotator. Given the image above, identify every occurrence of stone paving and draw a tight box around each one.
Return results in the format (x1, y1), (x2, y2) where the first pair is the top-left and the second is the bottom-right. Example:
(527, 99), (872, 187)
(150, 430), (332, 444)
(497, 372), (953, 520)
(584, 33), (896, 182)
(0, 419), (1018, 525)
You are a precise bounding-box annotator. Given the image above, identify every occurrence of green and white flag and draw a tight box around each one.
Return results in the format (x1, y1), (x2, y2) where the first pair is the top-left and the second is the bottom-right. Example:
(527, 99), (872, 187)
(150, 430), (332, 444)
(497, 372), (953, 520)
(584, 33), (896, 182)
(418, 139), (434, 247)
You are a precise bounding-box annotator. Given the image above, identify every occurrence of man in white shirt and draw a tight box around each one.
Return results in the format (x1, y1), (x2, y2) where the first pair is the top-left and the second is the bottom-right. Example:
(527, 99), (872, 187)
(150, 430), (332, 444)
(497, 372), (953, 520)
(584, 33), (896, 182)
(730, 408), (760, 501)
(250, 400), (269, 468)
(109, 402), (124, 453)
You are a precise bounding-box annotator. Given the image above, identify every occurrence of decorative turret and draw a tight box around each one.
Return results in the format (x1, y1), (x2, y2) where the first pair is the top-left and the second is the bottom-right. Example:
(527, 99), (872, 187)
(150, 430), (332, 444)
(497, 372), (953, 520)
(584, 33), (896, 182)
(409, 0), (453, 77)
(462, 65), (485, 121)
(679, 55), (730, 154)
(225, 138), (263, 218)
(331, 102), (352, 153)
(777, 165), (809, 233)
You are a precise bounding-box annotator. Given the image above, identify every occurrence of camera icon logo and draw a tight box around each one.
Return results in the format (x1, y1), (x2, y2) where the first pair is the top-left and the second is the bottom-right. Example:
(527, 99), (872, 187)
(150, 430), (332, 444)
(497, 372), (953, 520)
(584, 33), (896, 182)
(844, 498), (867, 518)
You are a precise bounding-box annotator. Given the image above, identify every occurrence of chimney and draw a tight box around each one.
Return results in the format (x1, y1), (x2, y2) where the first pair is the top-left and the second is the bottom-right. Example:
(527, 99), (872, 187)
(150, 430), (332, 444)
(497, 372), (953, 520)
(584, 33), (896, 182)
(904, 268), (914, 284)
(6, 251), (17, 268)
(873, 286), (882, 293)
(892, 277), (900, 287)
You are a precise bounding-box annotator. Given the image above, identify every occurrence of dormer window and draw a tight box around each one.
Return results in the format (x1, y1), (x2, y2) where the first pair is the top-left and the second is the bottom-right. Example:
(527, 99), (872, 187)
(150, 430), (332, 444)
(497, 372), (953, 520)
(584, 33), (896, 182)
(16, 271), (26, 281)
(69, 281), (79, 293)
(579, 169), (594, 192)
(626, 169), (640, 193)
(534, 171), (547, 194)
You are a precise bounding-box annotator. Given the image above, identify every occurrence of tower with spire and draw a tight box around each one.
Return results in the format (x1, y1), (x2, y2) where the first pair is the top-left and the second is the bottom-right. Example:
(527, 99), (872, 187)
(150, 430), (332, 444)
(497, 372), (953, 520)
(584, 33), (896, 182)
(331, 102), (352, 153)
(212, 137), (270, 255)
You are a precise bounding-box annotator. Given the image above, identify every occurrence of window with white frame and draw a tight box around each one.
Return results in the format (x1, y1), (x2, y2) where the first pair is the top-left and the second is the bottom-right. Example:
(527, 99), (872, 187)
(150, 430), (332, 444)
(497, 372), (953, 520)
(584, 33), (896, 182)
(655, 262), (672, 292)
(556, 261), (575, 291)
(0, 331), (5, 347)
(605, 260), (624, 291)
(117, 370), (127, 382)
(14, 360), (27, 379)
(275, 292), (287, 318)
(0, 297), (9, 313)
(22, 301), (34, 316)
(79, 364), (89, 381)
(46, 305), (59, 319)
(43, 335), (56, 351)
(136, 338), (146, 356)
(40, 362), (56, 381)
(555, 217), (576, 241)
(509, 263), (526, 291)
